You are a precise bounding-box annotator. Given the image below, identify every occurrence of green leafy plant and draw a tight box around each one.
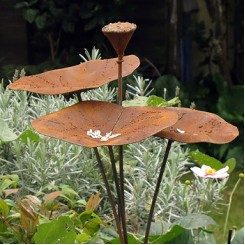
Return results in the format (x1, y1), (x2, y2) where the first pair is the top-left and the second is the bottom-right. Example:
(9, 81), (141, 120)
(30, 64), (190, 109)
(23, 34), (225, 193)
(1, 45), (242, 244)
(0, 175), (112, 244)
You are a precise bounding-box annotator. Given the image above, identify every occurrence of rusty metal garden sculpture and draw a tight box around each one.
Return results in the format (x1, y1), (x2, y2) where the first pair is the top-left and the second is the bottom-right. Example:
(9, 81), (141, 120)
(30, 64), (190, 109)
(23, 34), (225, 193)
(8, 22), (239, 244)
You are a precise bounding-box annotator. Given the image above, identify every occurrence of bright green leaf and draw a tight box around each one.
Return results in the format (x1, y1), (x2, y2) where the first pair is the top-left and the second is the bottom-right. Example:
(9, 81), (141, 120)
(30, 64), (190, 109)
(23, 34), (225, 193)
(190, 151), (223, 169)
(61, 185), (78, 196)
(33, 216), (76, 244)
(18, 129), (41, 144)
(76, 233), (90, 243)
(147, 95), (180, 107)
(190, 151), (236, 173)
(223, 158), (236, 173)
(1, 179), (13, 191)
(0, 199), (9, 217)
(83, 217), (102, 235)
(79, 210), (93, 224)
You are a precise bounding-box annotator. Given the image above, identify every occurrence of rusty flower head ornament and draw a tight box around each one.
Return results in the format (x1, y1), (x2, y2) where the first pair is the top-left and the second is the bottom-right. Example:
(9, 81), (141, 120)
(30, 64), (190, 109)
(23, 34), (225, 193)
(156, 107), (239, 144)
(102, 22), (137, 57)
(8, 55), (139, 95)
(102, 22), (137, 106)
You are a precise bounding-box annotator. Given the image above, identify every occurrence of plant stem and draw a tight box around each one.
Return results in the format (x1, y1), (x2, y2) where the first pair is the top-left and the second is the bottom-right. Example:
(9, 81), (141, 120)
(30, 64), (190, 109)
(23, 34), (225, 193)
(223, 177), (241, 236)
(93, 147), (124, 243)
(144, 140), (173, 244)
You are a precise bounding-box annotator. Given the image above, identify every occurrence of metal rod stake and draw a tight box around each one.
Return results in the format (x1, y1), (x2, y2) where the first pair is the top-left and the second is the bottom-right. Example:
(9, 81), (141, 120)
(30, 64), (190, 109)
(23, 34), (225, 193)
(93, 147), (124, 243)
(119, 144), (128, 243)
(108, 146), (123, 222)
(144, 140), (173, 244)
(117, 55), (123, 105)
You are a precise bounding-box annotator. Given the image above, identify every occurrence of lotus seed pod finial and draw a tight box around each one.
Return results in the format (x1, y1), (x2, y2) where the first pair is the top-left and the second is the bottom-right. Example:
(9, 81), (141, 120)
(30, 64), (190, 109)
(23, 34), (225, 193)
(102, 22), (137, 57)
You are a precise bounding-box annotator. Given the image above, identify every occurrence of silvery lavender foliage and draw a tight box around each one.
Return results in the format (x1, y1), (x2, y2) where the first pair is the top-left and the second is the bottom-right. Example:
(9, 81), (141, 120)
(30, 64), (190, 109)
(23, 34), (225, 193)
(80, 84), (117, 102)
(123, 137), (227, 233)
(126, 75), (154, 98)
(0, 49), (228, 231)
(0, 75), (104, 198)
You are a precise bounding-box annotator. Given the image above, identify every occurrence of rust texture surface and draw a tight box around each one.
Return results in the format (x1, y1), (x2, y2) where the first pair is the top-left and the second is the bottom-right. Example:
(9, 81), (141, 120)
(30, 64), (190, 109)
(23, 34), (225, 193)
(32, 101), (178, 147)
(8, 55), (140, 95)
(156, 107), (239, 144)
(102, 22), (137, 56)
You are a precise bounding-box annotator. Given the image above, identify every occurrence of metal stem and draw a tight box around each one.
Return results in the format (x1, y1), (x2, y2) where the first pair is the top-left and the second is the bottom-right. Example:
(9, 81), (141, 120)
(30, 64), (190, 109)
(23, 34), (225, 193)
(227, 229), (233, 244)
(117, 55), (123, 105)
(108, 146), (123, 222)
(144, 140), (173, 244)
(116, 53), (128, 243)
(93, 147), (124, 243)
(119, 145), (128, 243)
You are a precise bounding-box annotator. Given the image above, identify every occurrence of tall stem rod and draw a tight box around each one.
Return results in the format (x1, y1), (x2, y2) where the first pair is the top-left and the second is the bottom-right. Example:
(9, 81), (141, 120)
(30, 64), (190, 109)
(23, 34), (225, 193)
(119, 144), (128, 243)
(117, 55), (123, 105)
(93, 147), (124, 243)
(144, 140), (173, 244)
(108, 146), (123, 222)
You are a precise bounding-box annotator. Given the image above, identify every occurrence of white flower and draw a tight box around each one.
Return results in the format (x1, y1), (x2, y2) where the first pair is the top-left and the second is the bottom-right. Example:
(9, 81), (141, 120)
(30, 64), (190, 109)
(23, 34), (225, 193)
(87, 129), (121, 142)
(190, 165), (229, 179)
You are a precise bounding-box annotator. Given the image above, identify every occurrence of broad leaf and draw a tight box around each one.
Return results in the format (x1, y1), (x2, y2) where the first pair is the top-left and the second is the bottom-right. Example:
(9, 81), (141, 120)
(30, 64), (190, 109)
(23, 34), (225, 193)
(175, 214), (216, 230)
(85, 192), (101, 211)
(44, 191), (62, 203)
(76, 233), (90, 243)
(0, 199), (9, 217)
(83, 216), (102, 235)
(79, 210), (93, 224)
(33, 216), (76, 244)
(147, 95), (180, 107)
(148, 225), (186, 244)
(146, 222), (171, 236)
(190, 151), (236, 173)
(110, 233), (142, 244)
(18, 129), (41, 144)
(231, 227), (244, 244)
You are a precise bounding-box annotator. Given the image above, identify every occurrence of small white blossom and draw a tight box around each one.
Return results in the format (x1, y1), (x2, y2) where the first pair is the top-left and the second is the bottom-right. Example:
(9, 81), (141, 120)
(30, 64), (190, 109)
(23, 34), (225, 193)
(190, 165), (229, 179)
(87, 129), (121, 142)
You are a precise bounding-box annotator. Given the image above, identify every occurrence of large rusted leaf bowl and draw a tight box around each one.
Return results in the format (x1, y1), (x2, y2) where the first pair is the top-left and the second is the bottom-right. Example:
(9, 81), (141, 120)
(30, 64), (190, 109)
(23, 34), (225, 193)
(32, 101), (178, 147)
(8, 55), (140, 95)
(156, 107), (239, 144)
